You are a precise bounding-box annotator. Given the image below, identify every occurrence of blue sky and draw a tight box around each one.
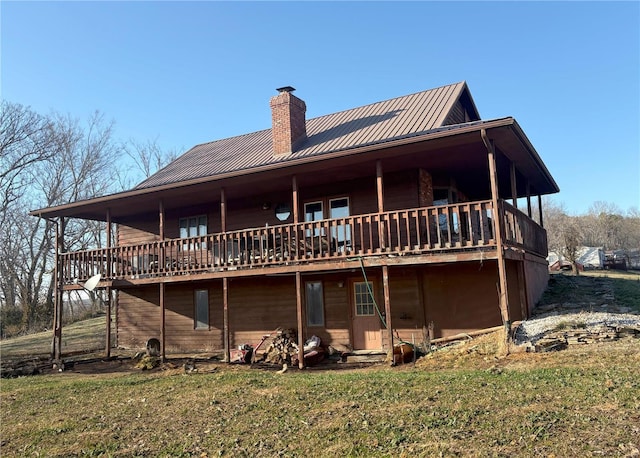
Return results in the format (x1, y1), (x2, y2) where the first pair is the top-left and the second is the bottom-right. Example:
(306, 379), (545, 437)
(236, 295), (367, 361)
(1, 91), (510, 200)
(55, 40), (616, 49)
(2, 1), (639, 215)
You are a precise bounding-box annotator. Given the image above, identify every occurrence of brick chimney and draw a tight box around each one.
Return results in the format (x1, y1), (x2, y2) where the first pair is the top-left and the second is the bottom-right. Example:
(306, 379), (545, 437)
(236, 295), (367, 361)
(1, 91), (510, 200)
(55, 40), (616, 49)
(270, 86), (307, 155)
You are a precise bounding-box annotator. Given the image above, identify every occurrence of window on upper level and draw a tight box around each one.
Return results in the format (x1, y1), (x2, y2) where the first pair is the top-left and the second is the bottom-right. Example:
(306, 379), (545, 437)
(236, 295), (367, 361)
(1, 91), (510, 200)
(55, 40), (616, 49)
(329, 197), (351, 251)
(179, 215), (207, 250)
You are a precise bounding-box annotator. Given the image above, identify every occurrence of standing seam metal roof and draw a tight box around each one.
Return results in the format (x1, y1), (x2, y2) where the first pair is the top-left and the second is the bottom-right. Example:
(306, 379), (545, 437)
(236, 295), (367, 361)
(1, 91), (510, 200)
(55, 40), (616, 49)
(136, 82), (471, 190)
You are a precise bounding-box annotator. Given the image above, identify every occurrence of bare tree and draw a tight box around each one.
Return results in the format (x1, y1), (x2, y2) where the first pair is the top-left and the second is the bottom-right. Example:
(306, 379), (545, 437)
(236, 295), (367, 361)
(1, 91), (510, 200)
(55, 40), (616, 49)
(0, 101), (55, 229)
(542, 199), (584, 274)
(117, 138), (179, 189)
(0, 107), (122, 334)
(561, 218), (583, 275)
(1, 100), (179, 336)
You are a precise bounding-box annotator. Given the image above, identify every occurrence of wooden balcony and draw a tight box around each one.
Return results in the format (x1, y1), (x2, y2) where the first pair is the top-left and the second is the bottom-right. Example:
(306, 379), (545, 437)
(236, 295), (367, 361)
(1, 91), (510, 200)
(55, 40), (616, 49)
(59, 200), (547, 287)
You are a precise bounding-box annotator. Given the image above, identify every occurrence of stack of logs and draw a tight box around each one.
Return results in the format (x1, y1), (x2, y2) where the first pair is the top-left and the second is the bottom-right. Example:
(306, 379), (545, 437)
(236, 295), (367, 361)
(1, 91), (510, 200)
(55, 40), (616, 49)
(261, 329), (299, 365)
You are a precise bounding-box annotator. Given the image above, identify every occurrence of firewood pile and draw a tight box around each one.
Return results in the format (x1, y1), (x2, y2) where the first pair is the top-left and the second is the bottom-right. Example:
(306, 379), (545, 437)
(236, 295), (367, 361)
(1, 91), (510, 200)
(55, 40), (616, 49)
(260, 328), (299, 365)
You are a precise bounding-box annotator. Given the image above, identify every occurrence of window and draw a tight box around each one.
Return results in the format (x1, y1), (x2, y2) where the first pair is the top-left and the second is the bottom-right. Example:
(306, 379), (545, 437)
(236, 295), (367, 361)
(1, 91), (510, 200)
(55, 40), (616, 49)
(433, 188), (459, 237)
(194, 289), (209, 329)
(304, 201), (324, 236)
(179, 215), (207, 250)
(275, 203), (292, 222)
(329, 197), (351, 251)
(180, 215), (207, 238)
(354, 281), (375, 316)
(305, 281), (324, 327)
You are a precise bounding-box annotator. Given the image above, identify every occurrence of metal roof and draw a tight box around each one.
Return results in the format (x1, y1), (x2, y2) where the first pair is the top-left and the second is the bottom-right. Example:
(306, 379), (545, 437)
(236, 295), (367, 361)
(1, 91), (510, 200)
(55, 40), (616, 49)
(136, 81), (474, 190)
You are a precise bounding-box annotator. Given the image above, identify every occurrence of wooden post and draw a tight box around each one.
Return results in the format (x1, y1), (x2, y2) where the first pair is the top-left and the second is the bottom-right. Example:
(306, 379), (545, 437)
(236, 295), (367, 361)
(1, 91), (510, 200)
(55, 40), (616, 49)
(52, 217), (65, 361)
(481, 130), (511, 335)
(156, 201), (163, 238)
(105, 209), (112, 358)
(538, 195), (544, 228)
(158, 202), (166, 362)
(220, 188), (227, 232)
(160, 282), (166, 362)
(376, 160), (384, 213)
(223, 277), (230, 363)
(295, 271), (305, 369)
(376, 160), (385, 250)
(510, 162), (518, 209)
(221, 189), (230, 363)
(382, 264), (394, 364)
(526, 182), (532, 218)
(292, 176), (299, 224)
(159, 200), (165, 276)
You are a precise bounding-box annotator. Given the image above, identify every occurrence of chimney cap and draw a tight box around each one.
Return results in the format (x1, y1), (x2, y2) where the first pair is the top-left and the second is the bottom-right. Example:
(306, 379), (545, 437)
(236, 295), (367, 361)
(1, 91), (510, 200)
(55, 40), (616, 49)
(276, 86), (296, 93)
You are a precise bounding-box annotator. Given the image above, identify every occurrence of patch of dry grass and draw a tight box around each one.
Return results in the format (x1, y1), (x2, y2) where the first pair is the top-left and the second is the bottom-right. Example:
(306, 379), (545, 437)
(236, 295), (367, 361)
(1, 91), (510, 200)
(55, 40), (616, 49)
(0, 316), (111, 359)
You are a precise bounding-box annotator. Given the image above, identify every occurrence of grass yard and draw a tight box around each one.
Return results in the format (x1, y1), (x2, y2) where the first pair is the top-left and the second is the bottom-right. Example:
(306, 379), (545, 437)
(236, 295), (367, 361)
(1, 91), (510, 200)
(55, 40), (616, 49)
(1, 270), (639, 457)
(2, 337), (639, 457)
(542, 269), (640, 311)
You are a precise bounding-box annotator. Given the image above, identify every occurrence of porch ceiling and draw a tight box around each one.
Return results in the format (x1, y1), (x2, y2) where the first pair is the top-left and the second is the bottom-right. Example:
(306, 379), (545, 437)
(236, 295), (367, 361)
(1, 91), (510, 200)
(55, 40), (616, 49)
(30, 118), (558, 223)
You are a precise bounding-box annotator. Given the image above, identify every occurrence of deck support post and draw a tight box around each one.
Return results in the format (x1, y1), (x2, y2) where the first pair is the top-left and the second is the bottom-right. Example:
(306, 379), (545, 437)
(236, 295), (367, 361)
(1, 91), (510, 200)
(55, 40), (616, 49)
(52, 217), (65, 362)
(220, 188), (227, 232)
(159, 200), (165, 276)
(292, 176), (299, 224)
(538, 195), (544, 228)
(295, 271), (305, 369)
(105, 287), (112, 358)
(223, 277), (230, 363)
(526, 182), (532, 218)
(382, 264), (394, 365)
(482, 130), (511, 337)
(160, 282), (166, 362)
(221, 188), (229, 363)
(510, 161), (518, 209)
(105, 209), (112, 358)
(376, 160), (385, 250)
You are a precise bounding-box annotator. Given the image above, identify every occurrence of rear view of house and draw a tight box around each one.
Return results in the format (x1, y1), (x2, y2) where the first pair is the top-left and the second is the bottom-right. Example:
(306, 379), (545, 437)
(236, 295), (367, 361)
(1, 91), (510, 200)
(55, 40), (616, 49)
(32, 82), (559, 366)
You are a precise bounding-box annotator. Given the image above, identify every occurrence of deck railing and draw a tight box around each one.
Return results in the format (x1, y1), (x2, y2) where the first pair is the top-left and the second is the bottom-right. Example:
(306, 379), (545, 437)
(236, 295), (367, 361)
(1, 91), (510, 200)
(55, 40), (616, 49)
(59, 199), (546, 285)
(500, 201), (548, 257)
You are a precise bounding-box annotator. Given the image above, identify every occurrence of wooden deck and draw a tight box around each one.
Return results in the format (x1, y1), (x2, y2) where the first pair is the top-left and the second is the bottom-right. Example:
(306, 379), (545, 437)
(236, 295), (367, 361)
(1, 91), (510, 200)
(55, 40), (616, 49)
(59, 200), (546, 288)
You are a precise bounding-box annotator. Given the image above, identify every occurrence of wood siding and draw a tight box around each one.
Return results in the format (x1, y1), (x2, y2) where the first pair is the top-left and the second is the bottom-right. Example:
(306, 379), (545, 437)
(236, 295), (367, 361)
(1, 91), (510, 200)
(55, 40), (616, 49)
(115, 261), (530, 352)
(523, 255), (550, 315)
(443, 100), (468, 125)
(118, 286), (160, 350)
(420, 262), (504, 338)
(118, 284), (223, 352)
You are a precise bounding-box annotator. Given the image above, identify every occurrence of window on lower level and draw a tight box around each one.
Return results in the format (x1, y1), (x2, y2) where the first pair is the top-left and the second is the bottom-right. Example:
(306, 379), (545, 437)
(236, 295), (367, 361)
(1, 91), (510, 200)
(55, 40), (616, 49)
(305, 281), (325, 327)
(194, 289), (209, 330)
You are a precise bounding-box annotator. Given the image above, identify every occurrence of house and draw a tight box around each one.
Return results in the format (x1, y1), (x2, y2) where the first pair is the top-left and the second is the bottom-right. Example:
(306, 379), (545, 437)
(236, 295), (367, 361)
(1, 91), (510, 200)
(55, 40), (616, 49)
(31, 82), (560, 367)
